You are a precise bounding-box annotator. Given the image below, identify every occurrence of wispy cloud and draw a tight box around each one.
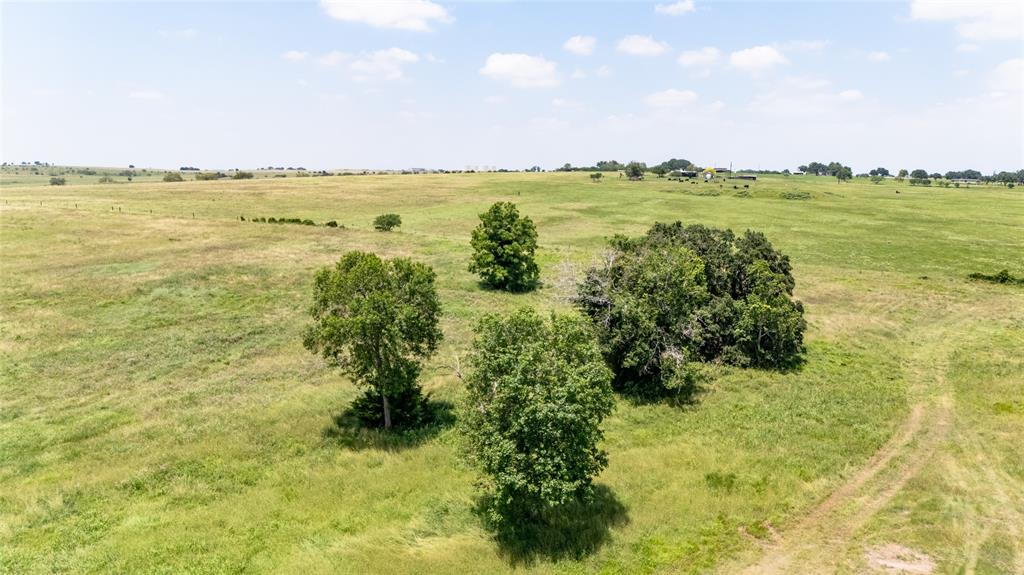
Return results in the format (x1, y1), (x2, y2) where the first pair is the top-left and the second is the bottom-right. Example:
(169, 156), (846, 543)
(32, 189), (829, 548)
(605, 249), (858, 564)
(320, 0), (452, 31)
(617, 35), (669, 56)
(654, 1), (694, 16)
(730, 45), (787, 73)
(480, 53), (560, 88)
(564, 35), (596, 56)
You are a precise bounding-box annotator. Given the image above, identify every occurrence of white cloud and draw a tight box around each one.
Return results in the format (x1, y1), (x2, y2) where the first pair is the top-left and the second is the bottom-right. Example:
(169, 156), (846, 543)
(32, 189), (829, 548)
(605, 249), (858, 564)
(838, 89), (864, 101)
(708, 100), (725, 113)
(654, 1), (695, 16)
(677, 46), (720, 67)
(564, 35), (596, 55)
(595, 65), (612, 77)
(571, 68), (587, 79)
(282, 50), (309, 61)
(484, 95), (506, 104)
(910, 1), (1022, 40)
(956, 43), (980, 53)
(867, 51), (890, 62)
(318, 51), (350, 66)
(617, 35), (669, 56)
(320, 0), (452, 31)
(480, 53), (560, 88)
(128, 90), (164, 100)
(645, 88), (698, 108)
(349, 48), (420, 81)
(729, 45), (787, 73)
(747, 77), (865, 118)
(991, 58), (1023, 92)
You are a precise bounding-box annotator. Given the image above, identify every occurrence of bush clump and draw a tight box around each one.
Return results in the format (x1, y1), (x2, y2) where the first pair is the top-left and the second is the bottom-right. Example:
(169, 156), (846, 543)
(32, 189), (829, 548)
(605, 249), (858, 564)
(575, 222), (805, 399)
(468, 202), (539, 292)
(49, 177), (66, 186)
(163, 172), (184, 182)
(374, 213), (402, 231)
(232, 171), (254, 180)
(968, 269), (1024, 286)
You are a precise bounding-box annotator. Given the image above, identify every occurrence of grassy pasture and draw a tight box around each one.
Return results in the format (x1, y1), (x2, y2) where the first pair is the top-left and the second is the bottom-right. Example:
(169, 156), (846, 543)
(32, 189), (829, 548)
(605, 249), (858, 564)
(1, 172), (1021, 574)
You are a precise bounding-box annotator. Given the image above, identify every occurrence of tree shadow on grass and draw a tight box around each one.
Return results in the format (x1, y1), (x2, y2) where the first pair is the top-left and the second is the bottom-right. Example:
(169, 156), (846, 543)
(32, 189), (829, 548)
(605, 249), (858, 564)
(479, 485), (629, 566)
(320, 396), (455, 451)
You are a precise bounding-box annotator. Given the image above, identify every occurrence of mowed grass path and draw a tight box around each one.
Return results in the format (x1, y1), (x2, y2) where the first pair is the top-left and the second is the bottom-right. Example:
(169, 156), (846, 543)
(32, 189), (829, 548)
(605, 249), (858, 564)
(1, 173), (1021, 574)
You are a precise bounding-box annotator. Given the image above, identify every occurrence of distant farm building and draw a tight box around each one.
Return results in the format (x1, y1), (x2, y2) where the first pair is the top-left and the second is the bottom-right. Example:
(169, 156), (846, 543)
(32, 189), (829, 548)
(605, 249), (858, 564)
(670, 170), (699, 178)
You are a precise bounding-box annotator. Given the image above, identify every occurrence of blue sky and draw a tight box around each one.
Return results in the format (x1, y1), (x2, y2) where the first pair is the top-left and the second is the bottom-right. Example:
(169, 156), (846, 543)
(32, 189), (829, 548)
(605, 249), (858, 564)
(2, 1), (1021, 172)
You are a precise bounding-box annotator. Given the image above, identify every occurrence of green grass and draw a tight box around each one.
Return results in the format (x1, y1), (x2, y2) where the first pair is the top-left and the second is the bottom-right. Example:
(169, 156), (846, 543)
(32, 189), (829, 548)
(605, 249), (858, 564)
(1, 172), (1021, 573)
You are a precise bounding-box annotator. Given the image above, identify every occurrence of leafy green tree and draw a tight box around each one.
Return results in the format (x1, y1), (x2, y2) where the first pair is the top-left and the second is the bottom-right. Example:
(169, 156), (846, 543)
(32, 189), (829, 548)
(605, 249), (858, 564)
(163, 172), (184, 182)
(910, 169), (928, 179)
(869, 167), (890, 177)
(870, 175), (884, 184)
(304, 251), (442, 429)
(576, 236), (711, 398)
(469, 202), (539, 292)
(732, 261), (806, 368)
(897, 169), (908, 179)
(373, 213), (402, 231)
(576, 222), (805, 391)
(835, 166), (853, 183)
(652, 166), (667, 178)
(624, 162), (645, 180)
(462, 308), (614, 525)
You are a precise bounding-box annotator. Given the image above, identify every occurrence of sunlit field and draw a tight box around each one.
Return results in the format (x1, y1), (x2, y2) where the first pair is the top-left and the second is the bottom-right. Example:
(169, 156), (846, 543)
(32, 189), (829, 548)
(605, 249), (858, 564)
(2, 171), (1021, 574)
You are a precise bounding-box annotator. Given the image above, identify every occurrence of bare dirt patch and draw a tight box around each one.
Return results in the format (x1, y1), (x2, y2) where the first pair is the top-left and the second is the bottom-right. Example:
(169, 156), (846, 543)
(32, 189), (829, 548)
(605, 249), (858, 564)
(865, 543), (935, 574)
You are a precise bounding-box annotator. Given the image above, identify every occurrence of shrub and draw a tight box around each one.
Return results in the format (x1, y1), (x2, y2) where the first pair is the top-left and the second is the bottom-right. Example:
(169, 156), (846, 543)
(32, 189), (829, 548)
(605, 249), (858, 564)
(590, 172), (603, 182)
(462, 308), (614, 526)
(870, 175), (884, 184)
(624, 162), (645, 180)
(575, 222), (805, 397)
(302, 219), (315, 226)
(49, 177), (66, 186)
(968, 269), (1024, 286)
(325, 220), (339, 228)
(195, 172), (225, 181)
(232, 171), (254, 180)
(373, 213), (402, 231)
(468, 202), (539, 292)
(304, 251), (442, 429)
(163, 172), (184, 182)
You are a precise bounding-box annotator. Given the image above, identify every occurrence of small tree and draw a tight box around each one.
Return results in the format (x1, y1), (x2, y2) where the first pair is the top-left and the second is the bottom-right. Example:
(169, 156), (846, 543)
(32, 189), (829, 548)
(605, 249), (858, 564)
(373, 213), (402, 231)
(462, 308), (614, 526)
(49, 177), (66, 186)
(303, 251), (442, 429)
(910, 169), (928, 179)
(835, 166), (853, 183)
(233, 171), (254, 180)
(624, 162), (645, 180)
(469, 202), (539, 292)
(163, 172), (184, 182)
(590, 172), (603, 183)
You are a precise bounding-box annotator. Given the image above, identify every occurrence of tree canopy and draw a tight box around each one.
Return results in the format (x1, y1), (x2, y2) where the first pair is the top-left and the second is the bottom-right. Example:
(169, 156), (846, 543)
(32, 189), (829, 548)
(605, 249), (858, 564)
(575, 222), (805, 399)
(304, 251), (442, 429)
(469, 202), (540, 292)
(462, 309), (614, 525)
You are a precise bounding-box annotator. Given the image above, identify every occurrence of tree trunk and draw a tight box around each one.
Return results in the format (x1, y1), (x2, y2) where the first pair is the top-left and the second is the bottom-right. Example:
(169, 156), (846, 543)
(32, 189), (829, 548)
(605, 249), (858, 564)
(382, 393), (392, 429)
